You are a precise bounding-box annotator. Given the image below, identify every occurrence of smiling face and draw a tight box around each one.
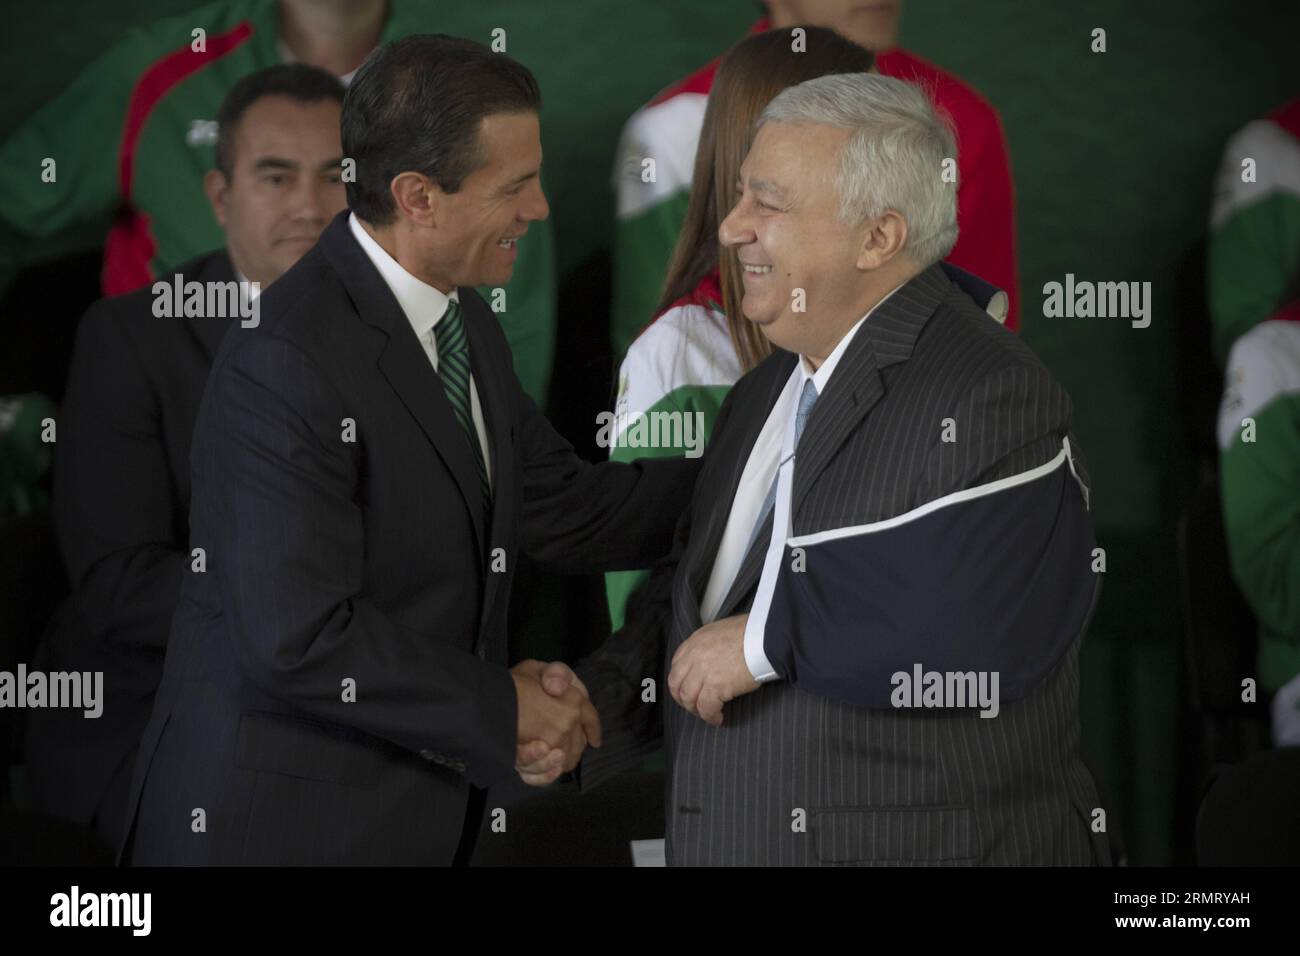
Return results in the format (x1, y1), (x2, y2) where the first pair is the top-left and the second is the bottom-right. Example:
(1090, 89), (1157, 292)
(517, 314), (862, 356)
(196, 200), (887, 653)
(422, 110), (549, 291)
(719, 120), (875, 358)
(205, 94), (346, 287)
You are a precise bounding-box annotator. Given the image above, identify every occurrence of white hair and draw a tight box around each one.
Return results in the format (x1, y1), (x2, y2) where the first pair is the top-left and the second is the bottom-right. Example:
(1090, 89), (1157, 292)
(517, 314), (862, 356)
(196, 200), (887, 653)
(757, 73), (959, 267)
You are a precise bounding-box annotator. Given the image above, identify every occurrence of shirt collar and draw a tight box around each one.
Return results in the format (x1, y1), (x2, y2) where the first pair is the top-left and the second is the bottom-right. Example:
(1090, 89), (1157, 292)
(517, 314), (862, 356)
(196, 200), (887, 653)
(233, 268), (263, 303)
(799, 280), (907, 393)
(348, 211), (458, 340)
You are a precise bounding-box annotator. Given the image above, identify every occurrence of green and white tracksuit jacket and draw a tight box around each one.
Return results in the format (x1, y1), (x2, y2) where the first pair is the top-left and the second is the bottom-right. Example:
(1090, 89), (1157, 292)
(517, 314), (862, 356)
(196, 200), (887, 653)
(1218, 309), (1300, 743)
(1209, 97), (1300, 369)
(605, 270), (738, 630)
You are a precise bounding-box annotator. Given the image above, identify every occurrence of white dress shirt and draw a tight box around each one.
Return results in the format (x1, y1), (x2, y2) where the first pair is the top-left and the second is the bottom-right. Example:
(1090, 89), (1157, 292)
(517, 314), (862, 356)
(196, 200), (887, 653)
(348, 212), (492, 487)
(701, 283), (905, 680)
(234, 269), (262, 301)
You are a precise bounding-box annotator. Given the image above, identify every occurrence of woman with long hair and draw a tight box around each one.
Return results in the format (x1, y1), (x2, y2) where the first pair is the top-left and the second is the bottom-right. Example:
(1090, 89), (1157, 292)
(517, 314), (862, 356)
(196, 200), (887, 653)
(605, 27), (877, 629)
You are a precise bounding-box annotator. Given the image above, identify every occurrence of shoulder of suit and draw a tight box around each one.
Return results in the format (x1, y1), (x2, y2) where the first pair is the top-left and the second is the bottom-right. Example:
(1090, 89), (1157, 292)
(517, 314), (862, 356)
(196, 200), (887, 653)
(457, 287), (513, 352)
(75, 249), (231, 345)
(249, 245), (348, 345)
(902, 286), (1064, 407)
(929, 284), (1047, 367)
(182, 248), (340, 391)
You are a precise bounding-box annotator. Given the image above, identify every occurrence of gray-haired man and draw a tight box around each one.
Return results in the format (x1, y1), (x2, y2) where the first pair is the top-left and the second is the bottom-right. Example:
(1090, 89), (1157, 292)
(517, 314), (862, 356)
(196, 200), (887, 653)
(575, 73), (1107, 866)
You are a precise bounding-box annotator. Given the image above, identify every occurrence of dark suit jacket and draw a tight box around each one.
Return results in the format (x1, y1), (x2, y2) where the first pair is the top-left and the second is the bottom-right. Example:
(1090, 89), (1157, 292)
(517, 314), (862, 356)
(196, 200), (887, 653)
(25, 250), (237, 850)
(578, 263), (1109, 866)
(120, 211), (697, 866)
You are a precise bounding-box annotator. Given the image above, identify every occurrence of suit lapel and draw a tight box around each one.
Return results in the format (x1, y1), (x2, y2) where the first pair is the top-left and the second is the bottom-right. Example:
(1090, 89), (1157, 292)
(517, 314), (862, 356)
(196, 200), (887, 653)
(789, 338), (885, 517)
(461, 290), (515, 637)
(791, 264), (951, 516)
(713, 264), (952, 619)
(181, 251), (240, 362)
(319, 213), (488, 559)
(692, 351), (795, 620)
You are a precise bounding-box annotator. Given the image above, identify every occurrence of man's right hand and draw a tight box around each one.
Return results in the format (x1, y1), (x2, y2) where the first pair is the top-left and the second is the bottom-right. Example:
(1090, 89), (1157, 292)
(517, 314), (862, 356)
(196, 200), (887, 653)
(511, 660), (601, 786)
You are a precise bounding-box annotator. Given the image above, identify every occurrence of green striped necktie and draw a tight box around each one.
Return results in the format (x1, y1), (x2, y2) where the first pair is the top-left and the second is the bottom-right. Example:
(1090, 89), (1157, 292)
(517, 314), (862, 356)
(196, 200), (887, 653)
(434, 298), (491, 507)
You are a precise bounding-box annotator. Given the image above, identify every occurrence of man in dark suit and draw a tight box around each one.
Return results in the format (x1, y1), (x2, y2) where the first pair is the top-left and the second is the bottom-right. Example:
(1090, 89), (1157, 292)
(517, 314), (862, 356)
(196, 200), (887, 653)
(24, 64), (349, 851)
(575, 73), (1110, 865)
(122, 35), (697, 866)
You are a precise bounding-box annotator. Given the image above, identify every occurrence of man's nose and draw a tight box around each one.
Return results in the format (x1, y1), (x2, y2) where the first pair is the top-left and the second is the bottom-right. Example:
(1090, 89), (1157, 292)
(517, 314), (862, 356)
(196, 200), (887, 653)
(291, 177), (328, 221)
(718, 201), (752, 248)
(524, 179), (549, 222)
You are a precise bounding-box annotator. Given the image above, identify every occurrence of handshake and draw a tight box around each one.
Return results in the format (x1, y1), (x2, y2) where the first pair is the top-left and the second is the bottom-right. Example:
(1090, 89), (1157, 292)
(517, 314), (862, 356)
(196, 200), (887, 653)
(510, 659), (601, 787)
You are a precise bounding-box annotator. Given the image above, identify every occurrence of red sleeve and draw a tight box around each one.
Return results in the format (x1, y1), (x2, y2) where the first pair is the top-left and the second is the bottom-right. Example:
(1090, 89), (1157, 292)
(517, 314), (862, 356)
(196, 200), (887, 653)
(949, 105), (1020, 330)
(877, 50), (1021, 330)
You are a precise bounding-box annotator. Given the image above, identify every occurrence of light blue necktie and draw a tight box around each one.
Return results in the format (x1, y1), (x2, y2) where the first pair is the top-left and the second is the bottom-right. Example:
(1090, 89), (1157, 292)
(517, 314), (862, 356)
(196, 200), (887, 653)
(744, 378), (819, 555)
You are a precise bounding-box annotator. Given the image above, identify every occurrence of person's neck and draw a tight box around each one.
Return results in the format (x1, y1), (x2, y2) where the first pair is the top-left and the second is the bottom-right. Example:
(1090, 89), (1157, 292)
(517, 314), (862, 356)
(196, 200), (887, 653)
(802, 311), (862, 372)
(225, 244), (275, 292)
(359, 217), (456, 295)
(279, 0), (386, 76)
(802, 265), (917, 371)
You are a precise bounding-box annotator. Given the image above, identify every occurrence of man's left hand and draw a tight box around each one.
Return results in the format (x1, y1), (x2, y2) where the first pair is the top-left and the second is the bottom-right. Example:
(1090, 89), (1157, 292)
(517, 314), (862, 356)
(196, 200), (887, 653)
(668, 614), (760, 726)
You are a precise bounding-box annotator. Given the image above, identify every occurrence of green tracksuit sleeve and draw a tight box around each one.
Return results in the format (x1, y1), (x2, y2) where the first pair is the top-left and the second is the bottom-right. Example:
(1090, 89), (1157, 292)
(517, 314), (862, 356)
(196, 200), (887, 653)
(0, 32), (162, 291)
(1218, 317), (1300, 693)
(1207, 115), (1300, 367)
(603, 355), (729, 629)
(608, 97), (697, 362)
(610, 191), (689, 361)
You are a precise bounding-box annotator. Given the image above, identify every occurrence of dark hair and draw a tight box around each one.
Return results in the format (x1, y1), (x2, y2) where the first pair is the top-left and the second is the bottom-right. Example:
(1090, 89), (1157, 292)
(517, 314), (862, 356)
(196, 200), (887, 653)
(342, 35), (542, 225)
(658, 26), (874, 371)
(216, 64), (346, 178)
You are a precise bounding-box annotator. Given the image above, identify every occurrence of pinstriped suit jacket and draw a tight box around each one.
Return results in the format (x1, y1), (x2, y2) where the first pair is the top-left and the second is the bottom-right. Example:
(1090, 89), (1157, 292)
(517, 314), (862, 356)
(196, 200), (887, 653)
(578, 263), (1109, 866)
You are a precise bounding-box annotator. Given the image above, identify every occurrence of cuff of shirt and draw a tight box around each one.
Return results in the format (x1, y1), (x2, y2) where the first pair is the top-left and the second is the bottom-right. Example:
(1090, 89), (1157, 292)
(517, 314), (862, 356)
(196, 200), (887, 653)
(743, 611), (779, 682)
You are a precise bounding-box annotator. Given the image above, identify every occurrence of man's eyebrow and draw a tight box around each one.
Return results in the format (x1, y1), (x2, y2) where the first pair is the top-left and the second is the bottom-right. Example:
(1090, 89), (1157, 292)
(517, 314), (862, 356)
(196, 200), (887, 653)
(748, 178), (789, 200)
(252, 157), (300, 172)
(319, 156), (345, 172)
(503, 168), (540, 191)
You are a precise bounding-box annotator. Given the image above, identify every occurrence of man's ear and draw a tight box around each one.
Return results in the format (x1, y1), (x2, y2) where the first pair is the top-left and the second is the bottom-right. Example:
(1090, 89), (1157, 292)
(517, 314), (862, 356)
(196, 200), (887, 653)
(389, 171), (443, 228)
(204, 169), (229, 228)
(856, 210), (908, 271)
